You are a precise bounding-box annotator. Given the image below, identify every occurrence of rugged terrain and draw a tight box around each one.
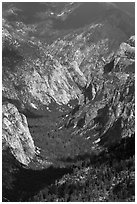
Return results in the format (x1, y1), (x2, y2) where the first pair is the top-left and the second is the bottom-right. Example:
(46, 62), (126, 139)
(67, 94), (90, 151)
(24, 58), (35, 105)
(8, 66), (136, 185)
(2, 2), (135, 202)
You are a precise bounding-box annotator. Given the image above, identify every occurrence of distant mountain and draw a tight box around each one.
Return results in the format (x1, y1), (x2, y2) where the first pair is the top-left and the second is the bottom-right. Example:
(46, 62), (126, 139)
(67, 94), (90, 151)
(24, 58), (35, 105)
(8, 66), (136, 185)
(2, 2), (134, 42)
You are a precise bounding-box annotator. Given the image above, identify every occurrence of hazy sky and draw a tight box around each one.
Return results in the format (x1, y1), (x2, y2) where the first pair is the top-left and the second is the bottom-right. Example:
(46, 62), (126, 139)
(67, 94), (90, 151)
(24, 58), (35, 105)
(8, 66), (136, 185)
(115, 2), (135, 17)
(3, 2), (135, 31)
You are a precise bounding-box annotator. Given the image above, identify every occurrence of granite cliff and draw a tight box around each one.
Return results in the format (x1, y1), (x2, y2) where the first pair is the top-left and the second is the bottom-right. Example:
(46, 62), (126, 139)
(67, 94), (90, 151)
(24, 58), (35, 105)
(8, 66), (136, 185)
(2, 102), (35, 165)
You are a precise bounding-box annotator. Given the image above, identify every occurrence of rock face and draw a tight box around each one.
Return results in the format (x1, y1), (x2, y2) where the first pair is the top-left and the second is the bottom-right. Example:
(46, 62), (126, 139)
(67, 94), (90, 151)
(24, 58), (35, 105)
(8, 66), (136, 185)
(2, 2), (135, 167)
(2, 18), (130, 110)
(66, 35), (135, 143)
(2, 102), (36, 165)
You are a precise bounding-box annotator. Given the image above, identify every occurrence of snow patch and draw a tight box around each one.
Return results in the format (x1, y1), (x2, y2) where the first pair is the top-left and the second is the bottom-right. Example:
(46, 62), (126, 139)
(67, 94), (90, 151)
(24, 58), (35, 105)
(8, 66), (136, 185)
(30, 103), (37, 109)
(57, 12), (65, 17)
(93, 138), (101, 144)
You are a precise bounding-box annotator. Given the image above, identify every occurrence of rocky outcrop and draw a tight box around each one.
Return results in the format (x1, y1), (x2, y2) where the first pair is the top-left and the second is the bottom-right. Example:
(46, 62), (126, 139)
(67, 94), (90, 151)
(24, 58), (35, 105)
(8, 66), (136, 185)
(2, 102), (36, 165)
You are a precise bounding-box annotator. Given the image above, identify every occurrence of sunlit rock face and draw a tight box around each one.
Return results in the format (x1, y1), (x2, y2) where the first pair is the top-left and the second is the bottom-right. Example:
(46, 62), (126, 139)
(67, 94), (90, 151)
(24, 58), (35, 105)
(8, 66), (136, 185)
(2, 20), (128, 111)
(2, 103), (36, 165)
